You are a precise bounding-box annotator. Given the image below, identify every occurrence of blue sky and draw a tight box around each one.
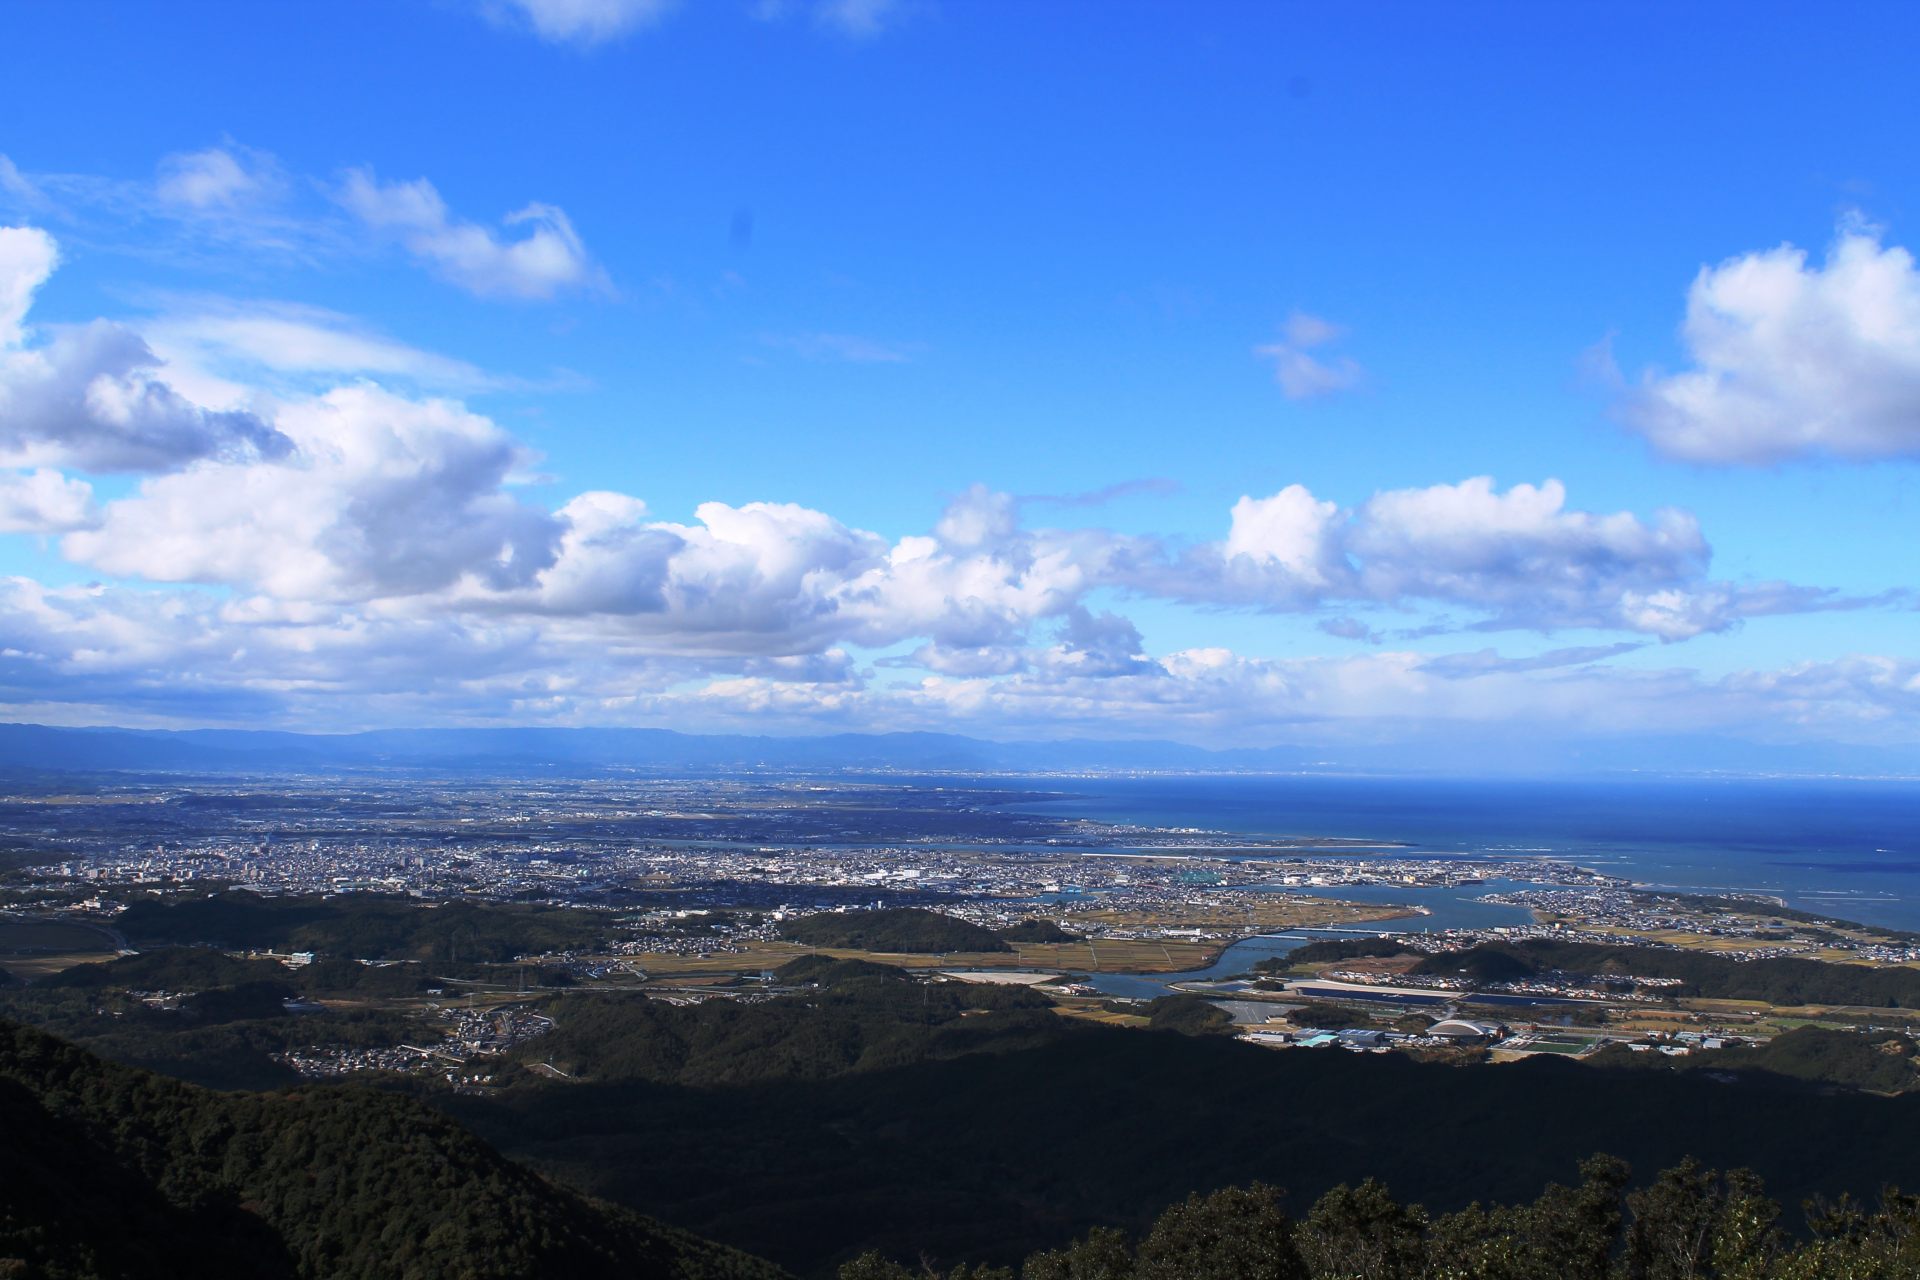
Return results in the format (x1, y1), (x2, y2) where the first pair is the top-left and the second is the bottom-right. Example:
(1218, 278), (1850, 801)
(0, 0), (1916, 763)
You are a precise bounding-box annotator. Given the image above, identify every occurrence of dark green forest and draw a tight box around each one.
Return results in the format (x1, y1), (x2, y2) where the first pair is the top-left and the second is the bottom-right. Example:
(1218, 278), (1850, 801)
(15, 1006), (1920, 1280)
(15, 905), (1920, 1276)
(10, 969), (1920, 1278)
(776, 907), (1011, 953)
(0, 948), (439, 1089)
(428, 982), (1920, 1274)
(114, 891), (610, 963)
(1412, 939), (1920, 1008)
(0, 1018), (785, 1280)
(1593, 1025), (1920, 1093)
(842, 1157), (1920, 1279)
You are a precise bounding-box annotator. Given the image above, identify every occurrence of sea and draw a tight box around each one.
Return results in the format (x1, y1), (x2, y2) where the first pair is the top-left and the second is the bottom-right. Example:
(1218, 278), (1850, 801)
(975, 773), (1920, 997)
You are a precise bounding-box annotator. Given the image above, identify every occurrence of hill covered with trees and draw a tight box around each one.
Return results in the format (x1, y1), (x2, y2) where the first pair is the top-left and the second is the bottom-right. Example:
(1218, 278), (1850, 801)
(0, 1017), (787, 1280)
(509, 969), (1062, 1086)
(1413, 939), (1920, 1008)
(776, 908), (1011, 954)
(841, 1155), (1920, 1279)
(437, 982), (1920, 1275)
(115, 891), (609, 964)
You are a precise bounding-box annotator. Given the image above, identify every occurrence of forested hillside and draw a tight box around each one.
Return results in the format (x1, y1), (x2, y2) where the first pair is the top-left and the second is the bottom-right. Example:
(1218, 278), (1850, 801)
(440, 986), (1920, 1275)
(776, 907), (1011, 953)
(0, 1019), (787, 1280)
(1414, 939), (1920, 1007)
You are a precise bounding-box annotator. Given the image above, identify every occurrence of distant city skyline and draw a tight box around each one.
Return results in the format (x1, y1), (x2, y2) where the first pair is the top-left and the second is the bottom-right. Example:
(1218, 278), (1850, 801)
(0, 2), (1916, 766)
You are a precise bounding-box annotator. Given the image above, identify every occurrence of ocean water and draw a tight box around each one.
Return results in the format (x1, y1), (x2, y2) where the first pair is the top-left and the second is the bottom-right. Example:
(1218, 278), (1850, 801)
(965, 774), (1920, 995)
(1011, 774), (1920, 933)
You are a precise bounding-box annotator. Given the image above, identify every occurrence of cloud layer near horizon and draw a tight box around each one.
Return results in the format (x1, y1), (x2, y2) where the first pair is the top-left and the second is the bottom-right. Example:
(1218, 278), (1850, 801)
(0, 218), (1911, 750)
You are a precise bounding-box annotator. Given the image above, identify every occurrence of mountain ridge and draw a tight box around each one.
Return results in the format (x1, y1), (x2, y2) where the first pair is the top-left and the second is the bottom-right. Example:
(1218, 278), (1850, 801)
(0, 721), (1916, 779)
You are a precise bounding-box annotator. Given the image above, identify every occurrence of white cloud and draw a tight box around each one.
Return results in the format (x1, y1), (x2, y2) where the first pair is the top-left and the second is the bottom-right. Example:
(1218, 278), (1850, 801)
(0, 576), (564, 725)
(1625, 226), (1920, 462)
(752, 0), (910, 38)
(2, 562), (1914, 752)
(523, 493), (888, 653)
(1418, 643), (1645, 679)
(0, 225), (57, 347)
(0, 468), (95, 533)
(815, 0), (906, 38)
(1134, 476), (1775, 640)
(338, 169), (604, 300)
(0, 157), (41, 209)
(1254, 310), (1363, 400)
(64, 385), (558, 600)
(761, 331), (915, 363)
(0, 227), (290, 472)
(1724, 655), (1920, 731)
(1347, 477), (1712, 636)
(485, 0), (675, 44)
(1038, 607), (1159, 678)
(144, 300), (497, 392)
(15, 277), (1853, 655)
(0, 242), (1895, 743)
(1221, 484), (1344, 593)
(155, 145), (283, 211)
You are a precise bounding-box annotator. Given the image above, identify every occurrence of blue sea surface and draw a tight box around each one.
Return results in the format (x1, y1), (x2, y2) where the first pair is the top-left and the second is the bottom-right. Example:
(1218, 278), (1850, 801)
(974, 774), (1920, 996)
(1013, 774), (1920, 932)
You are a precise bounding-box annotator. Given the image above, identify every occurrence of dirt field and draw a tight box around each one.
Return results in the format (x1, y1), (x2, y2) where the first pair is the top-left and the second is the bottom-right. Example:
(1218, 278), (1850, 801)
(0, 917), (119, 954)
(0, 917), (119, 979)
(2, 952), (120, 980)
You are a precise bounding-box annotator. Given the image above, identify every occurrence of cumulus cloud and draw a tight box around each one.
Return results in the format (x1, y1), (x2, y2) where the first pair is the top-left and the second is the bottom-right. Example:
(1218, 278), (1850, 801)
(1220, 483), (1345, 595)
(3, 560), (1914, 753)
(0, 227), (290, 471)
(522, 484), (1099, 659)
(1038, 607), (1159, 678)
(1126, 475), (1792, 640)
(0, 576), (568, 725)
(1346, 477), (1712, 636)
(0, 225), (57, 347)
(0, 234), (1893, 741)
(1624, 226), (1920, 462)
(338, 169), (604, 300)
(891, 642), (1029, 677)
(64, 385), (558, 600)
(1255, 311), (1363, 400)
(18, 299), (1855, 662)
(524, 494), (888, 652)
(0, 468), (95, 533)
(484, 0), (675, 44)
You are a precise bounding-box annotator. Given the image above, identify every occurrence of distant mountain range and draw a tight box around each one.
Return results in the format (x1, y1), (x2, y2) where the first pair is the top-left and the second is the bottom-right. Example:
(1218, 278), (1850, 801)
(0, 721), (1916, 778)
(0, 722), (1310, 775)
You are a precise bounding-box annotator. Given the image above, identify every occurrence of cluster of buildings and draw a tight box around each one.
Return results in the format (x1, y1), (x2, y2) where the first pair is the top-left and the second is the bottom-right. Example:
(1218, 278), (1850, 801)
(1239, 1016), (1510, 1053)
(1482, 887), (1920, 963)
(15, 778), (1633, 953)
(273, 1002), (553, 1081)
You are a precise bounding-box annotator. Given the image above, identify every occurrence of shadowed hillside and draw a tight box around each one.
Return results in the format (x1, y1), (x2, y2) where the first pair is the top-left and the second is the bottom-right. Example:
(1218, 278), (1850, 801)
(0, 1019), (787, 1280)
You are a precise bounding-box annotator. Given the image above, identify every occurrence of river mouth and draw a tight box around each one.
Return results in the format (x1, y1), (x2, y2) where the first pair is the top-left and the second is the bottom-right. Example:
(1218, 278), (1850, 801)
(1087, 879), (1537, 998)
